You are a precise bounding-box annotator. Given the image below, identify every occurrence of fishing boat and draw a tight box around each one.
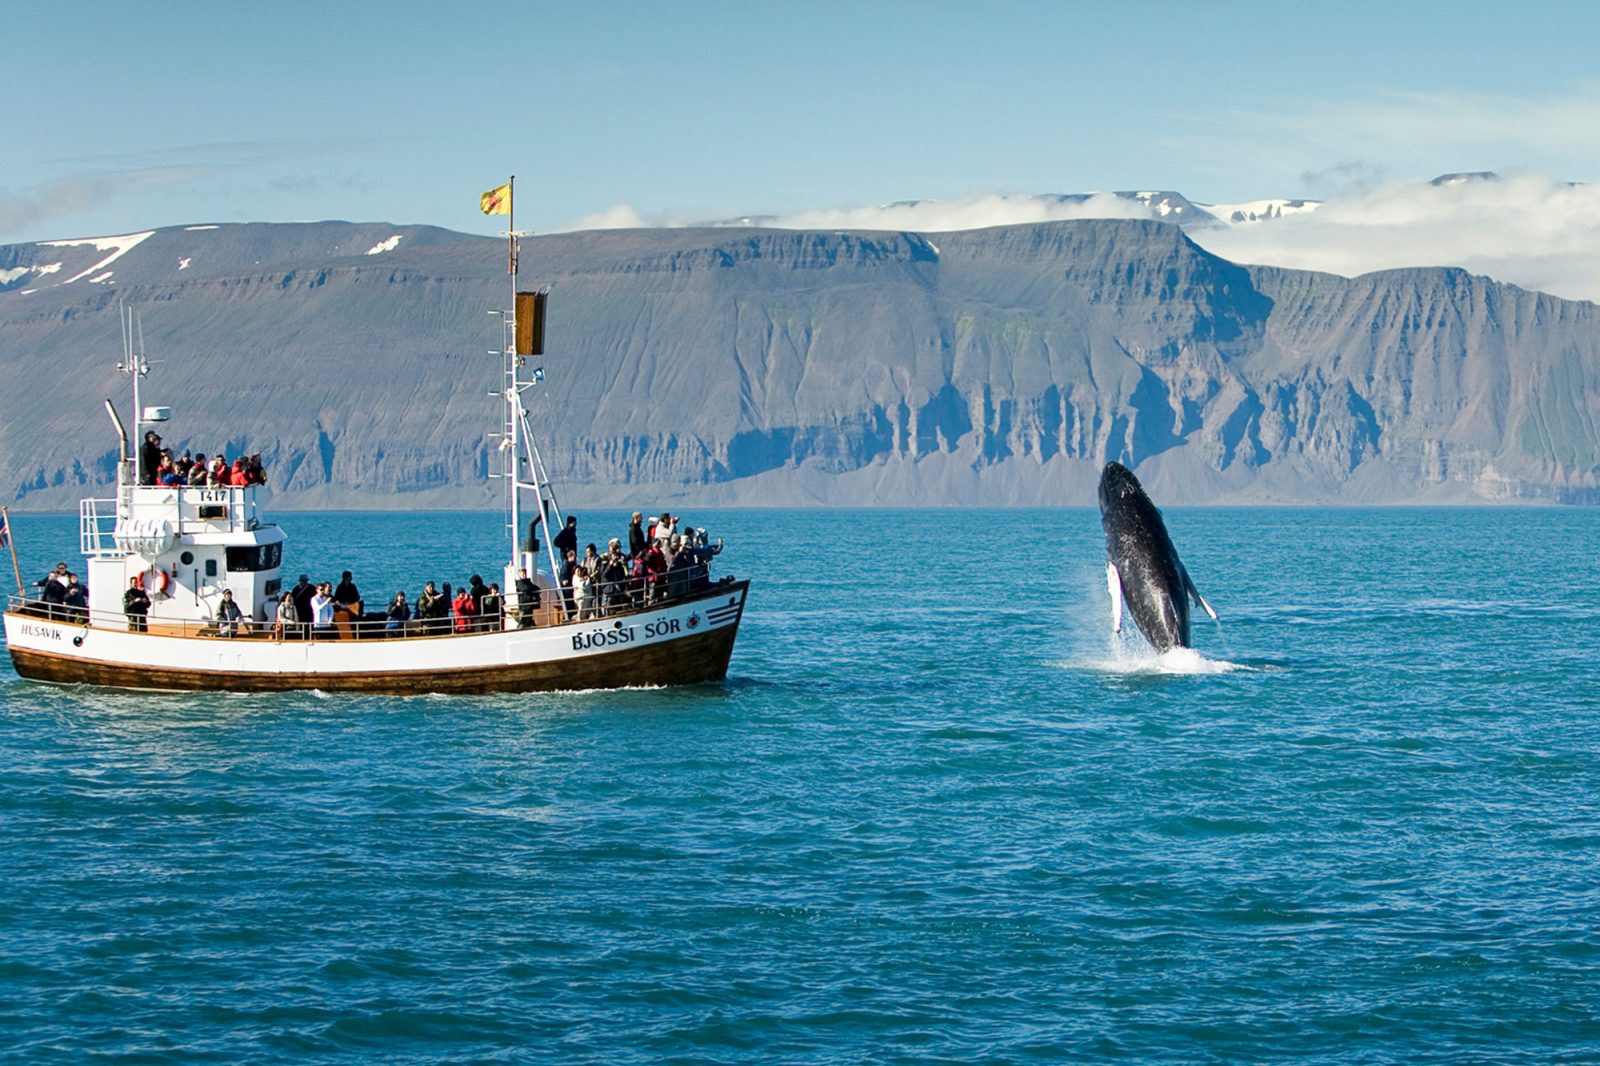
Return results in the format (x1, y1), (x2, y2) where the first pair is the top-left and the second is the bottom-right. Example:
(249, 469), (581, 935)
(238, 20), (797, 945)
(1, 181), (749, 693)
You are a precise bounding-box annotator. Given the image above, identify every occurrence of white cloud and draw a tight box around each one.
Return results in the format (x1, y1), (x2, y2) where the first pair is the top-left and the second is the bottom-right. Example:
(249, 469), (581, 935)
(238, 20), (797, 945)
(746, 192), (1156, 233)
(563, 204), (649, 230)
(554, 171), (1600, 304)
(1191, 171), (1600, 303)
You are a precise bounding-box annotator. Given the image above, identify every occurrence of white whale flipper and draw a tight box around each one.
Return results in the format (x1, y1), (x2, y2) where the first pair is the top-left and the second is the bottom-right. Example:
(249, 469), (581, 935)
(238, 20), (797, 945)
(1106, 561), (1124, 633)
(1182, 565), (1218, 623)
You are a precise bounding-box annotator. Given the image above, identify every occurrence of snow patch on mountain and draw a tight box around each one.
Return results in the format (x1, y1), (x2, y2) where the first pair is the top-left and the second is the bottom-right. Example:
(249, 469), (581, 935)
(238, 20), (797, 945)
(365, 235), (403, 255)
(41, 231), (155, 284)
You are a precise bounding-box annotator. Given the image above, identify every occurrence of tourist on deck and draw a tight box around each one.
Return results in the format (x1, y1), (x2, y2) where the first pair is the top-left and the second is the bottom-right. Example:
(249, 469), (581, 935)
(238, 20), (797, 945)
(558, 550), (579, 620)
(514, 570), (538, 628)
(310, 582), (336, 640)
(629, 552), (649, 607)
(553, 515), (579, 563)
(628, 512), (647, 558)
(245, 454), (267, 486)
(653, 512), (676, 546)
(334, 571), (362, 616)
(452, 587), (474, 633)
(600, 541), (630, 613)
(229, 458), (250, 487)
(417, 582), (446, 635)
(38, 570), (68, 619)
(40, 562), (70, 595)
(481, 584), (503, 630)
(290, 575), (315, 639)
(124, 577), (151, 632)
(188, 454), (209, 487)
(573, 561), (596, 621)
(680, 527), (723, 590)
(386, 591), (411, 635)
(208, 455), (229, 486)
(467, 575), (488, 631)
(62, 573), (88, 622)
(273, 592), (296, 640)
(214, 589), (244, 638)
(642, 541), (668, 603)
(665, 545), (695, 601)
(139, 431), (163, 486)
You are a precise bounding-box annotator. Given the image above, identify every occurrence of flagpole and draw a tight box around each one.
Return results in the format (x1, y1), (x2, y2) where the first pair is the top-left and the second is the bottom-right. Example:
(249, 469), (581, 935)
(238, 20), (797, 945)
(2, 507), (22, 599)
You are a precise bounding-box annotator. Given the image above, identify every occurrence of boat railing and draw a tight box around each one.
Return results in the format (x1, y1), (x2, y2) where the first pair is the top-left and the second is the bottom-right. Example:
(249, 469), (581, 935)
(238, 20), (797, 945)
(4, 569), (737, 643)
(80, 486), (264, 556)
(80, 499), (119, 556)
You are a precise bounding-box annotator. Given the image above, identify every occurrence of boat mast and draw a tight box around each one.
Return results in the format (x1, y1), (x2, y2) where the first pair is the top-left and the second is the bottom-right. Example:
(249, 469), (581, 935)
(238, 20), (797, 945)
(115, 303), (150, 507)
(505, 174), (520, 575)
(494, 177), (565, 582)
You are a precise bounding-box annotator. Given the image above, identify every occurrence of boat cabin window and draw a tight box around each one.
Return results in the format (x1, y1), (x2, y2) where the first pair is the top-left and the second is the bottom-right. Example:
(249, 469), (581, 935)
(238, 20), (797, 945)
(205, 559), (218, 577)
(180, 551), (195, 565)
(226, 543), (282, 573)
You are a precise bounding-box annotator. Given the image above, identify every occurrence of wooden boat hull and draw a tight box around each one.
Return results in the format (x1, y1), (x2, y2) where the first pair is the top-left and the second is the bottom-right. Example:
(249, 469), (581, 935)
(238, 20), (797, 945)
(5, 581), (747, 695)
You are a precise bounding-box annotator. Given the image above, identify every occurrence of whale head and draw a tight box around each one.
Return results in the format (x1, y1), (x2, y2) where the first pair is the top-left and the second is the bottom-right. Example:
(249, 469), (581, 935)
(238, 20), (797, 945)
(1098, 461), (1144, 515)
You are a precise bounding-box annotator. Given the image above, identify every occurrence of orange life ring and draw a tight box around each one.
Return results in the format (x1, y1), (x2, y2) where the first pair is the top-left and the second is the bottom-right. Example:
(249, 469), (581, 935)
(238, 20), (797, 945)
(139, 568), (170, 596)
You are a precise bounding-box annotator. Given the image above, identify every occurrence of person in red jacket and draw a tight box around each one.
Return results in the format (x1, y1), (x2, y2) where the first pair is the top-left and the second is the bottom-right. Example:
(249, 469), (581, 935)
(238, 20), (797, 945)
(452, 588), (475, 633)
(230, 458), (249, 486)
(642, 541), (668, 603)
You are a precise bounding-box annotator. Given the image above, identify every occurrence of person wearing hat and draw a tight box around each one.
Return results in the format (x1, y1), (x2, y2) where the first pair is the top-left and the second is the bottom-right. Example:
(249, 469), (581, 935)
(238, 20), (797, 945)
(214, 588), (244, 638)
(600, 540), (629, 613)
(139, 430), (163, 486)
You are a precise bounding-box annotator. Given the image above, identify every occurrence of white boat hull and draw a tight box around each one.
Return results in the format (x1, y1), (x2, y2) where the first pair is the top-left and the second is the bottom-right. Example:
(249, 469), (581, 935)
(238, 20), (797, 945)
(4, 581), (748, 694)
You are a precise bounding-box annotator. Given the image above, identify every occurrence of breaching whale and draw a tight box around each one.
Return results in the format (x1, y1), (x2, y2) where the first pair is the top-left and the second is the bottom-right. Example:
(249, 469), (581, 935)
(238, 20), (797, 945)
(1098, 462), (1218, 652)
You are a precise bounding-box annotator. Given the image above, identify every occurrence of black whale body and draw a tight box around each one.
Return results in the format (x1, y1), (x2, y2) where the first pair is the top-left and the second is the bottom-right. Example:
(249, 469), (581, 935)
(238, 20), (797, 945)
(1098, 462), (1216, 652)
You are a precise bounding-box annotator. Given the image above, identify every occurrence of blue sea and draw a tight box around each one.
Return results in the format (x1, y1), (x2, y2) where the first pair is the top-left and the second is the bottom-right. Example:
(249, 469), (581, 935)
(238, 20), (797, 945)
(3, 506), (1600, 1063)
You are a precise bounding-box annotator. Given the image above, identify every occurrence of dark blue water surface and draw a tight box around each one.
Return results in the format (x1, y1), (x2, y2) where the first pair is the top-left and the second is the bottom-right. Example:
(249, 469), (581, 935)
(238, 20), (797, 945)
(3, 507), (1600, 1063)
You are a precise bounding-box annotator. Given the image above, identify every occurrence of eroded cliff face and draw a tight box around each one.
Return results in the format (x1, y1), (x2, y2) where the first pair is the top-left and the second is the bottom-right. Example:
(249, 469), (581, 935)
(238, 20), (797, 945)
(2, 218), (1597, 508)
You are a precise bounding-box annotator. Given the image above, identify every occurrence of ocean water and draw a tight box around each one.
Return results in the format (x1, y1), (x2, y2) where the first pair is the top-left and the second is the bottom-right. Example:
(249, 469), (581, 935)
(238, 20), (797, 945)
(3, 506), (1600, 1063)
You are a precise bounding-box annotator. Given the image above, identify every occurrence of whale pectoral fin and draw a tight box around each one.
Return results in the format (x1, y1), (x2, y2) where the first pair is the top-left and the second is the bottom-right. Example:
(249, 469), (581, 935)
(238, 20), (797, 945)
(1106, 562), (1124, 633)
(1182, 565), (1219, 623)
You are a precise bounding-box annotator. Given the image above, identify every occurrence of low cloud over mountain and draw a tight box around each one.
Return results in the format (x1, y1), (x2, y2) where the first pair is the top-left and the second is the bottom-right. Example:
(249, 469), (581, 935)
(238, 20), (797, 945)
(564, 171), (1600, 306)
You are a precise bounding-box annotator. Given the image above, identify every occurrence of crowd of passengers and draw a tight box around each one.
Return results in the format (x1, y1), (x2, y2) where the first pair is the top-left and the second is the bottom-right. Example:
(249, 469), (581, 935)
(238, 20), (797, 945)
(139, 430), (266, 488)
(243, 511), (722, 640)
(25, 511), (723, 639)
(28, 561), (90, 622)
(549, 510), (723, 624)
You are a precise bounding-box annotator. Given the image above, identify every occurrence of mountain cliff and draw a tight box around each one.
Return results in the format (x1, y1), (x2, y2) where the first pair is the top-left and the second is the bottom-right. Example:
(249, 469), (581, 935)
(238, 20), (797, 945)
(2, 218), (1597, 508)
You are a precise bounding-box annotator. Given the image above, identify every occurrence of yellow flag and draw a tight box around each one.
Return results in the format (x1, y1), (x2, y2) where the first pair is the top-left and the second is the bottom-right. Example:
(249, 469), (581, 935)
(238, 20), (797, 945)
(480, 183), (511, 215)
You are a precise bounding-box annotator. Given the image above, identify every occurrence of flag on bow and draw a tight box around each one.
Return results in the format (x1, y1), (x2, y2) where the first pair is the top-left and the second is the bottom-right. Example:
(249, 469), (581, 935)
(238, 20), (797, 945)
(0, 510), (8, 549)
(480, 183), (512, 215)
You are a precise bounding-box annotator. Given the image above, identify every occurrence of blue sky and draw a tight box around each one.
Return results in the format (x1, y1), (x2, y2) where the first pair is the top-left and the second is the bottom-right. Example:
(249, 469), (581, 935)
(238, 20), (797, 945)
(7, 0), (1600, 248)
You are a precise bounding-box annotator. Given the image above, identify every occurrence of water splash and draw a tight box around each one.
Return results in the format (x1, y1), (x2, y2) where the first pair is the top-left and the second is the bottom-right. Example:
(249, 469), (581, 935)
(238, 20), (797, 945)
(1085, 645), (1248, 675)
